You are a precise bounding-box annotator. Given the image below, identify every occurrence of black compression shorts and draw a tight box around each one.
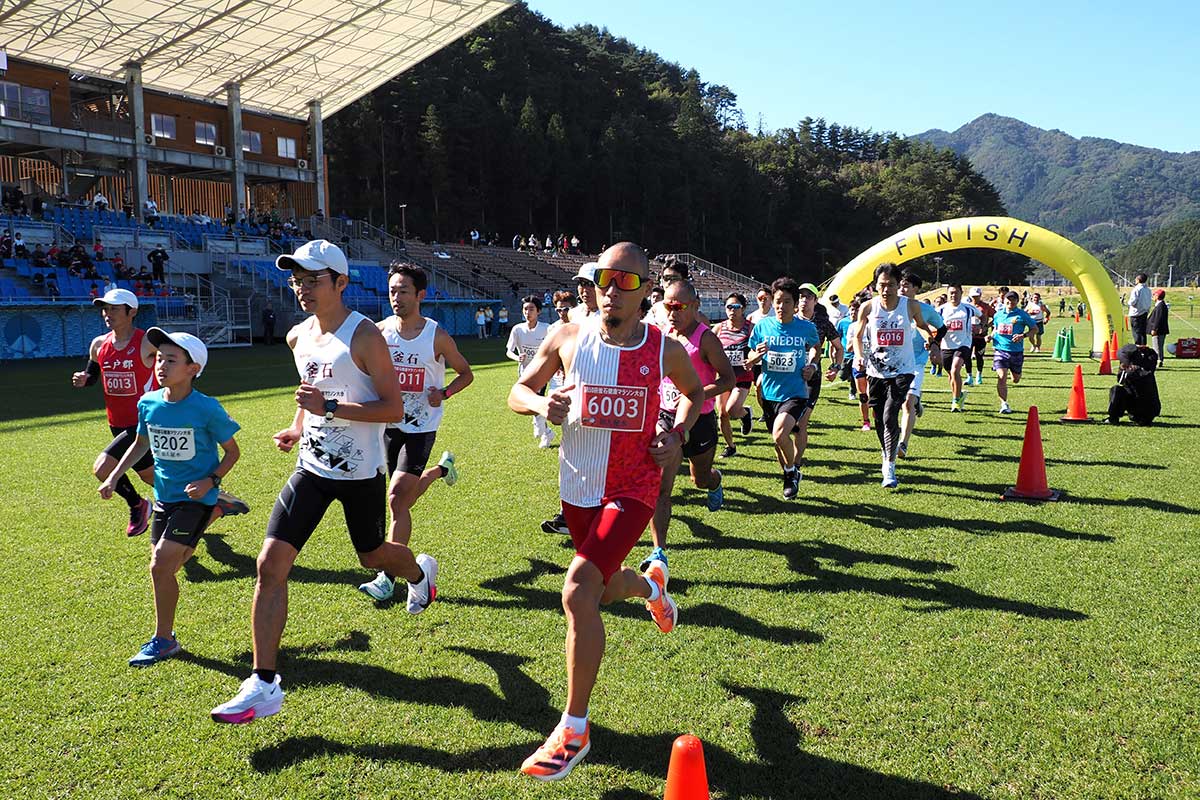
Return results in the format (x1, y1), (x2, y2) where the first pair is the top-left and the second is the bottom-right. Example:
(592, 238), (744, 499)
(105, 425), (154, 473)
(266, 468), (387, 554)
(385, 429), (437, 476)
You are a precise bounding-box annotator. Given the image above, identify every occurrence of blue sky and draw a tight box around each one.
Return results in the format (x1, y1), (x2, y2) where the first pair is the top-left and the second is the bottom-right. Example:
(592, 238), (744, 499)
(527, 0), (1200, 153)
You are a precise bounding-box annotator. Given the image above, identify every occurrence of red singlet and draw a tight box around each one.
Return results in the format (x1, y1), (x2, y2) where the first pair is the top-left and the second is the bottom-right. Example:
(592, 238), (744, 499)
(97, 329), (157, 427)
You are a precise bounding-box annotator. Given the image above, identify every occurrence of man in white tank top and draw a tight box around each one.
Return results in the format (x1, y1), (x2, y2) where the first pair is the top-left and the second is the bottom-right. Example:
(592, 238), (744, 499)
(508, 242), (704, 782)
(357, 262), (474, 603)
(849, 262), (944, 489)
(506, 294), (554, 447)
(211, 241), (438, 725)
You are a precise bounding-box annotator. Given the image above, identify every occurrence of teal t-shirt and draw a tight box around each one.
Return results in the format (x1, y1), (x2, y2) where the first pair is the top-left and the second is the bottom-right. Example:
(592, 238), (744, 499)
(136, 388), (240, 504)
(836, 316), (853, 351)
(911, 301), (943, 366)
(992, 308), (1038, 353)
(748, 315), (820, 401)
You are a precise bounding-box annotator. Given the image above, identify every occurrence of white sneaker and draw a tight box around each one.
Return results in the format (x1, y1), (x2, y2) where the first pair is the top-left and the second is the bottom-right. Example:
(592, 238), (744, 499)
(211, 674), (284, 724)
(950, 400), (960, 413)
(881, 462), (898, 488)
(358, 570), (395, 601)
(539, 429), (557, 448)
(999, 401), (1012, 414)
(407, 553), (438, 614)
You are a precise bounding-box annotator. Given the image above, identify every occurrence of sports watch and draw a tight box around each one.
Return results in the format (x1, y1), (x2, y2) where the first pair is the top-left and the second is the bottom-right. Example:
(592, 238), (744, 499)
(208, 473), (222, 488)
(323, 399), (339, 420)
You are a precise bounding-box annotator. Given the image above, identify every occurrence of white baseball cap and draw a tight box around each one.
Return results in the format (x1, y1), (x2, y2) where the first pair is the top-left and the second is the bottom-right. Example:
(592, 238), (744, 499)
(276, 239), (349, 275)
(92, 288), (139, 309)
(969, 287), (983, 297)
(147, 327), (209, 376)
(573, 262), (598, 283)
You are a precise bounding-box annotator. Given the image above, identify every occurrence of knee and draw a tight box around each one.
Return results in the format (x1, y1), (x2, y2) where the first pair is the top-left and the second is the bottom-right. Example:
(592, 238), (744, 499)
(256, 552), (290, 587)
(858, 393), (868, 404)
(149, 554), (174, 581)
(562, 579), (600, 616)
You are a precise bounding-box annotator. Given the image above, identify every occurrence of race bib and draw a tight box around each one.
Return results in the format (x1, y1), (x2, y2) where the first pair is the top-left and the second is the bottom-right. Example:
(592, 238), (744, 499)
(765, 350), (798, 372)
(581, 384), (647, 432)
(148, 425), (196, 461)
(997, 323), (1013, 335)
(660, 381), (682, 408)
(394, 365), (425, 393)
(725, 348), (746, 368)
(948, 319), (964, 332)
(104, 371), (137, 396)
(518, 344), (539, 365)
(876, 329), (906, 347)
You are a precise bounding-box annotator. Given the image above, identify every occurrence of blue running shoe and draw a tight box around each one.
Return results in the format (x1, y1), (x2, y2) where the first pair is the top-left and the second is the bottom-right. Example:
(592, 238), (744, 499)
(638, 546), (667, 573)
(706, 470), (724, 511)
(129, 634), (181, 667)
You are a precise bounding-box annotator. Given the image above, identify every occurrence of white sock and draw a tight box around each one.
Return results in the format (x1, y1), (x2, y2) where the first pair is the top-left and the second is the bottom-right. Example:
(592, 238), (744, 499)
(560, 711), (588, 732)
(644, 576), (661, 602)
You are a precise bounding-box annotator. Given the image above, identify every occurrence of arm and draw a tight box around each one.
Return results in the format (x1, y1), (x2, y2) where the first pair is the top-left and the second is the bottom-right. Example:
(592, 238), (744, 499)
(97, 435), (151, 498)
(509, 324), (572, 422)
(504, 328), (521, 363)
(294, 321), (406, 424)
(428, 327), (474, 406)
(72, 335), (105, 387)
(185, 437), (240, 500)
(699, 329), (735, 399)
(274, 326), (307, 451)
(140, 329), (157, 367)
(650, 337), (703, 467)
(850, 303), (871, 367)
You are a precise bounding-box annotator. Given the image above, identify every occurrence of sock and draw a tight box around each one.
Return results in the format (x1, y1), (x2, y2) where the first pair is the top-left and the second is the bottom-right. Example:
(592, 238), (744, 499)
(560, 711), (588, 732)
(437, 465), (448, 478)
(384, 572), (396, 583)
(254, 668), (276, 684)
(114, 474), (141, 507)
(644, 576), (661, 602)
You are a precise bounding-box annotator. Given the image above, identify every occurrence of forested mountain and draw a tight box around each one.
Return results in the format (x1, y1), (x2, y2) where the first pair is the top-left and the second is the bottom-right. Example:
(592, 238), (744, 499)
(325, 3), (1026, 283)
(916, 114), (1200, 257)
(1110, 218), (1200, 282)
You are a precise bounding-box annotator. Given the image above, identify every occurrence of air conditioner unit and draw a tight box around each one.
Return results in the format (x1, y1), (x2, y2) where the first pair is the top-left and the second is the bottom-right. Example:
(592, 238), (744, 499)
(214, 145), (227, 157)
(297, 158), (309, 169)
(143, 134), (156, 146)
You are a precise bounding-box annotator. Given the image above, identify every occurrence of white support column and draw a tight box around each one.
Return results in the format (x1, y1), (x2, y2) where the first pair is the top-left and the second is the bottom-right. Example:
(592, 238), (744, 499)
(125, 62), (148, 223)
(227, 82), (246, 220)
(308, 99), (325, 215)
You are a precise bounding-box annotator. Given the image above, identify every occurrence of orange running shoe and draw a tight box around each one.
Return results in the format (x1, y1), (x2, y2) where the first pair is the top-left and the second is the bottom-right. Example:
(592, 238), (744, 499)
(520, 723), (591, 781)
(644, 561), (678, 633)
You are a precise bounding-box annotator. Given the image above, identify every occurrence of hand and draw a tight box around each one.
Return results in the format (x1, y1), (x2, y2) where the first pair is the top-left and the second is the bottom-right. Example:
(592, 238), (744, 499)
(545, 383), (574, 426)
(824, 365), (838, 383)
(274, 427), (302, 452)
(184, 479), (213, 500)
(1013, 333), (1025, 343)
(71, 371), (88, 387)
(98, 479), (116, 500)
(648, 426), (684, 468)
(755, 342), (769, 355)
(295, 382), (326, 414)
(853, 356), (865, 372)
(427, 387), (445, 407)
(929, 348), (943, 366)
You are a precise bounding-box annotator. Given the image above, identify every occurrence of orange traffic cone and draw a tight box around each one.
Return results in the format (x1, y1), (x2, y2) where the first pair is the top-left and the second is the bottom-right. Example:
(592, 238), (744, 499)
(1110, 328), (1120, 357)
(1074, 310), (1080, 323)
(665, 735), (710, 800)
(1003, 406), (1061, 501)
(1098, 341), (1113, 375)
(1086, 311), (1091, 321)
(1060, 365), (1091, 422)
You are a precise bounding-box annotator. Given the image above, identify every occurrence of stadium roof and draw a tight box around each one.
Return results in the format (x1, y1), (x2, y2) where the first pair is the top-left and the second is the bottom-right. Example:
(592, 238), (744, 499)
(0, 0), (514, 118)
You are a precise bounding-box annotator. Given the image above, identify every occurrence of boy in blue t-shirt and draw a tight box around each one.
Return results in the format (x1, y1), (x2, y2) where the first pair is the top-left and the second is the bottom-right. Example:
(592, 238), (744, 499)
(99, 328), (243, 666)
(991, 291), (1039, 414)
(747, 277), (819, 500)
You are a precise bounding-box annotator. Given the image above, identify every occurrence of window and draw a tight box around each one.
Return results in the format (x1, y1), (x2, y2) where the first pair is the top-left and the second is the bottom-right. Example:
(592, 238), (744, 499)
(195, 121), (218, 146)
(0, 82), (51, 125)
(151, 113), (176, 140)
(242, 130), (262, 154)
(277, 136), (297, 159)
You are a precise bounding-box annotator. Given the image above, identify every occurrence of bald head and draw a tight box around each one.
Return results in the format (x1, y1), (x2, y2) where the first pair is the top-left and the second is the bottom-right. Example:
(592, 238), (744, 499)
(598, 241), (648, 277)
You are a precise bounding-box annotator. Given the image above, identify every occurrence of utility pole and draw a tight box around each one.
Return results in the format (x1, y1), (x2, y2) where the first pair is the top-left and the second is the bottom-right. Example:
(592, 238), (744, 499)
(399, 203), (407, 242)
(933, 255), (943, 287)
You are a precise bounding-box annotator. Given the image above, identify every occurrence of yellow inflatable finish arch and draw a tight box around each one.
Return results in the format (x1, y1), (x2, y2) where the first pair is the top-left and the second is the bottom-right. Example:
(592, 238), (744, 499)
(824, 216), (1122, 356)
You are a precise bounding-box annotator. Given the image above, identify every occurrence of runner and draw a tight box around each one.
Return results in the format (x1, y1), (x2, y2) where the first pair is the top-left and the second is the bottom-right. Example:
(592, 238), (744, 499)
(506, 294), (554, 447)
(640, 278), (734, 571)
(746, 277), (820, 499)
(507, 241), (702, 781)
(991, 290), (1039, 414)
(1023, 292), (1051, 352)
(567, 263), (599, 323)
(540, 291), (581, 536)
(795, 282), (843, 469)
(746, 288), (773, 324)
(649, 258), (710, 328)
(850, 263), (943, 487)
(211, 240), (436, 724)
(937, 284), (981, 412)
(896, 271), (944, 459)
(98, 329), (242, 666)
(713, 292), (756, 457)
(835, 295), (872, 431)
(358, 261), (474, 602)
(968, 287), (993, 386)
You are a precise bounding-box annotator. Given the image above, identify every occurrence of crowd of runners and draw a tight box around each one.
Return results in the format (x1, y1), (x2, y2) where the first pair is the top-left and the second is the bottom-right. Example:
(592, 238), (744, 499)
(78, 238), (1061, 781)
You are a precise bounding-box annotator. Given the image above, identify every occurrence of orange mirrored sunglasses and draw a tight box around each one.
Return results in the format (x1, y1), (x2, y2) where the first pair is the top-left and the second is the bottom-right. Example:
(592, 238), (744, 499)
(593, 268), (646, 291)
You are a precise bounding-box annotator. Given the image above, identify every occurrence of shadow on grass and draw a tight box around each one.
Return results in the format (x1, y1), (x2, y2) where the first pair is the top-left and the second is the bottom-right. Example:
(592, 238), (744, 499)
(182, 533), (367, 585)
(438, 557), (822, 646)
(247, 664), (982, 799)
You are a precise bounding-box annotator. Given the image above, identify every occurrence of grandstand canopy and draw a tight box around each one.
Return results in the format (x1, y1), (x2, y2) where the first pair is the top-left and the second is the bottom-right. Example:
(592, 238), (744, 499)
(0, 0), (513, 118)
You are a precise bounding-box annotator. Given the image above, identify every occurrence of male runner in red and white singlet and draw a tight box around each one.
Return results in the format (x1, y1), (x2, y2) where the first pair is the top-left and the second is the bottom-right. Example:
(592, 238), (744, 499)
(508, 241), (703, 782)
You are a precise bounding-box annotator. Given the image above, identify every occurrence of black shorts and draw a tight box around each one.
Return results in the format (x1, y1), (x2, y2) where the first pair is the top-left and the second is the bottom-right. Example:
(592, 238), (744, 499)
(759, 397), (807, 433)
(941, 346), (973, 365)
(803, 366), (822, 411)
(151, 500), (215, 549)
(385, 428), (437, 476)
(105, 425), (154, 473)
(266, 468), (387, 554)
(971, 337), (987, 355)
(658, 409), (718, 459)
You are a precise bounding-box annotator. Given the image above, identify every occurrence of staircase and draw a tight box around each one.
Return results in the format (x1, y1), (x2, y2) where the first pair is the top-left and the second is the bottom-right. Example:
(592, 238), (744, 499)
(164, 270), (253, 347)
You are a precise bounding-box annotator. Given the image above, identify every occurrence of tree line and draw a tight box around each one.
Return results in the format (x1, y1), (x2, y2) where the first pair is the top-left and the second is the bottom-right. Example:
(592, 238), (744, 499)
(325, 2), (1028, 284)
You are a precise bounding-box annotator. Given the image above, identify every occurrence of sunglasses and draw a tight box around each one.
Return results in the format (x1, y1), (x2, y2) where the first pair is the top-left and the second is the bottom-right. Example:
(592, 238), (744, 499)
(594, 268), (646, 291)
(663, 301), (690, 312)
(555, 306), (571, 314)
(726, 303), (743, 310)
(574, 279), (595, 289)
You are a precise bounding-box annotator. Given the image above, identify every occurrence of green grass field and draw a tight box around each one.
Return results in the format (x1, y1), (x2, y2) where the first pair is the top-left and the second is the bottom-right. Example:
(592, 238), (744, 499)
(1, 314), (1197, 799)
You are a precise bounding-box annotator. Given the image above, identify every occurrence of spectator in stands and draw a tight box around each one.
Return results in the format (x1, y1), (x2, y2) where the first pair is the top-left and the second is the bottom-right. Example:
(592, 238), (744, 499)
(93, 239), (105, 260)
(68, 259), (83, 278)
(144, 199), (160, 227)
(84, 262), (100, 280)
(544, 235), (553, 253)
(93, 192), (109, 211)
(148, 246), (170, 283)
(570, 234), (580, 253)
(13, 233), (28, 259)
(89, 282), (100, 299)
(31, 244), (48, 269)
(136, 264), (153, 282)
(475, 307), (487, 339)
(485, 305), (495, 337)
(156, 282), (169, 298)
(121, 189), (133, 219)
(528, 232), (537, 253)
(31, 271), (45, 291)
(0, 230), (11, 258)
(498, 305), (509, 337)
(470, 228), (480, 248)
(314, 208), (325, 221)
(262, 304), (278, 345)
(513, 233), (521, 250)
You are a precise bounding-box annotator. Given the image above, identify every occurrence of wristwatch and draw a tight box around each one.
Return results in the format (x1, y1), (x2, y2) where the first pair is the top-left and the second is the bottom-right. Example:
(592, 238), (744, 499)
(671, 424), (690, 445)
(323, 398), (339, 420)
(208, 473), (222, 488)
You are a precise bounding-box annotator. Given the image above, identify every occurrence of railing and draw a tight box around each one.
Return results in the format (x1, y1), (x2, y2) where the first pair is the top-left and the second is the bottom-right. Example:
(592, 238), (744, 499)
(659, 252), (760, 288)
(93, 225), (176, 250)
(203, 234), (269, 255)
(157, 272), (252, 346)
(0, 218), (61, 247)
